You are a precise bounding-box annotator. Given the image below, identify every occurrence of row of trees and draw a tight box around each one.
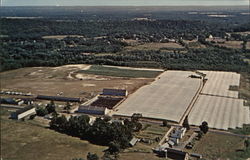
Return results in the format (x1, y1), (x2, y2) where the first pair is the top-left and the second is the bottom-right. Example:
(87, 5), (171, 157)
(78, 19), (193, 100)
(49, 115), (142, 152)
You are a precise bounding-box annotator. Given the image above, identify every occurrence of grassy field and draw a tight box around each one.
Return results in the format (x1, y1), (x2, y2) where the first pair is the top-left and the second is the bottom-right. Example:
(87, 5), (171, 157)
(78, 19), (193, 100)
(190, 132), (247, 160)
(125, 42), (184, 51)
(42, 35), (84, 40)
(78, 65), (163, 78)
(0, 110), (107, 160)
(217, 41), (243, 49)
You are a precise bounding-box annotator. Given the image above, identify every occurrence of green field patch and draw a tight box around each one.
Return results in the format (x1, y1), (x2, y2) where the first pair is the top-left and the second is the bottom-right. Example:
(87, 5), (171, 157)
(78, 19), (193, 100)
(78, 65), (163, 78)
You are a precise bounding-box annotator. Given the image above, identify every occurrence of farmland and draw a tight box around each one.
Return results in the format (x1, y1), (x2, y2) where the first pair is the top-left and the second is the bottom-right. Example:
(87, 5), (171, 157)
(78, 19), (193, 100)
(114, 70), (201, 122)
(78, 65), (163, 78)
(189, 95), (249, 130)
(201, 71), (241, 98)
(125, 42), (185, 51)
(189, 71), (250, 130)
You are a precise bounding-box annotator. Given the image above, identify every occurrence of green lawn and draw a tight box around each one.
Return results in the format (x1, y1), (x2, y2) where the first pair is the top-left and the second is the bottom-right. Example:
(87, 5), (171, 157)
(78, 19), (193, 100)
(0, 110), (107, 160)
(78, 65), (163, 78)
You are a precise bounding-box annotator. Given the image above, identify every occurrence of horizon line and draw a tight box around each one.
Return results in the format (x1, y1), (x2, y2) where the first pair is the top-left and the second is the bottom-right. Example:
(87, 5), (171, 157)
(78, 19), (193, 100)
(1, 5), (249, 7)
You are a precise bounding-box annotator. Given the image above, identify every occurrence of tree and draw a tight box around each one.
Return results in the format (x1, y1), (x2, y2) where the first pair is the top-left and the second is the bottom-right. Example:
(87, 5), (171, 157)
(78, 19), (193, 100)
(64, 102), (71, 113)
(29, 114), (36, 120)
(197, 131), (204, 140)
(36, 106), (48, 116)
(87, 152), (99, 160)
(162, 120), (168, 127)
(50, 115), (68, 132)
(199, 121), (209, 134)
(183, 116), (190, 130)
(108, 141), (121, 153)
(244, 139), (250, 149)
(134, 122), (143, 132)
(46, 100), (56, 113)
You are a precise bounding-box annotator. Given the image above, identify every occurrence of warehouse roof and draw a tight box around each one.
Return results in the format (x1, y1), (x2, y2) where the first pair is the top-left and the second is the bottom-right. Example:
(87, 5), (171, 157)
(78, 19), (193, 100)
(37, 95), (81, 102)
(14, 105), (35, 115)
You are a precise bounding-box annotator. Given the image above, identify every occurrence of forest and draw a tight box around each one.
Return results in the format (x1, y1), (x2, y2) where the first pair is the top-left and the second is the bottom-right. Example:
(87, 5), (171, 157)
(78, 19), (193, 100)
(0, 6), (249, 72)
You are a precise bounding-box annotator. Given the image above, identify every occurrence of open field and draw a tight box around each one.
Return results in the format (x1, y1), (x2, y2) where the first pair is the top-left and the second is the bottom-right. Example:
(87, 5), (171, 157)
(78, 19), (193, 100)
(190, 132), (246, 160)
(246, 42), (250, 50)
(183, 40), (206, 48)
(217, 41), (243, 49)
(114, 71), (201, 122)
(0, 110), (107, 160)
(42, 35), (84, 40)
(125, 42), (185, 51)
(189, 95), (249, 130)
(78, 65), (163, 78)
(201, 71), (240, 98)
(119, 152), (163, 160)
(0, 65), (154, 98)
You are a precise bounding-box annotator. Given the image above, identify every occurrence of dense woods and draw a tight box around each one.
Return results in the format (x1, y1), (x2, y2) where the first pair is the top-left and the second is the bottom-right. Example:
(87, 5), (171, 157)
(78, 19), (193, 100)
(0, 7), (250, 72)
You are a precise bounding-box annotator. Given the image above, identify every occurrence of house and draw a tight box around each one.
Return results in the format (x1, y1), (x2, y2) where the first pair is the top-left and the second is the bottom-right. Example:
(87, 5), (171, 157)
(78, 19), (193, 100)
(10, 106), (36, 120)
(78, 105), (108, 115)
(102, 89), (128, 97)
(129, 137), (140, 146)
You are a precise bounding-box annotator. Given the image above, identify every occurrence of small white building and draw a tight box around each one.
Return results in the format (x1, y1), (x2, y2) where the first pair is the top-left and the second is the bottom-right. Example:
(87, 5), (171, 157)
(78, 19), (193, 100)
(11, 106), (36, 120)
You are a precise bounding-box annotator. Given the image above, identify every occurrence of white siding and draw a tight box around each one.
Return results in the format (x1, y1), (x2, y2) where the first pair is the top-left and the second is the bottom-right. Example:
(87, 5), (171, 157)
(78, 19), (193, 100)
(17, 108), (36, 119)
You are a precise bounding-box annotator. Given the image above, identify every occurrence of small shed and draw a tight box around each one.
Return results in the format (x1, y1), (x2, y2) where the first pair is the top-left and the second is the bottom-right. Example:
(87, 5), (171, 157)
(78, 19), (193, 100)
(11, 106), (36, 120)
(102, 89), (128, 97)
(129, 137), (140, 147)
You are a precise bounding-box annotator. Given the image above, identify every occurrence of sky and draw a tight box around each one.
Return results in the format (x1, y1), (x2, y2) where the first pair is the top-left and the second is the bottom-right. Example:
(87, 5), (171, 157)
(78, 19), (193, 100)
(1, 0), (249, 6)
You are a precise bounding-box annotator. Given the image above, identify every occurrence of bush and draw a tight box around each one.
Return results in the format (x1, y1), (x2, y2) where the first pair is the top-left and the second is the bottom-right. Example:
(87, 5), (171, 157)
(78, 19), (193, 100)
(29, 114), (36, 120)
(36, 106), (48, 116)
(87, 152), (99, 160)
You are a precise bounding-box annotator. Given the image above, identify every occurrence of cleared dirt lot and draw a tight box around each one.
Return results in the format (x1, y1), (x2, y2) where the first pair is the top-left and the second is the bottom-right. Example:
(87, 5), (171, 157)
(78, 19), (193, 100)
(189, 95), (249, 130)
(0, 65), (154, 99)
(201, 71), (240, 98)
(114, 71), (201, 122)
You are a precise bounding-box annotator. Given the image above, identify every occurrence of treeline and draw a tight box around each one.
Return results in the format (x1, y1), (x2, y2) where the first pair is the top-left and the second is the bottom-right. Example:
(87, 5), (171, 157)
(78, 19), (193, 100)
(50, 115), (142, 152)
(1, 38), (249, 72)
(0, 18), (229, 40)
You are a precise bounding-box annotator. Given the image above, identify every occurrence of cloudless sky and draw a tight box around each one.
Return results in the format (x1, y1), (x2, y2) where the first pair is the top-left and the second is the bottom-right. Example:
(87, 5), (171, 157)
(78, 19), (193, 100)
(2, 0), (249, 6)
